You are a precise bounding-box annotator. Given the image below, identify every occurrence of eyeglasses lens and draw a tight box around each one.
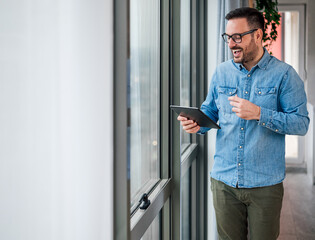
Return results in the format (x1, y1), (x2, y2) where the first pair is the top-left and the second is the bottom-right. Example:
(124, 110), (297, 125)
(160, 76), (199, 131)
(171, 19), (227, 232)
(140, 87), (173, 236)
(223, 34), (242, 43)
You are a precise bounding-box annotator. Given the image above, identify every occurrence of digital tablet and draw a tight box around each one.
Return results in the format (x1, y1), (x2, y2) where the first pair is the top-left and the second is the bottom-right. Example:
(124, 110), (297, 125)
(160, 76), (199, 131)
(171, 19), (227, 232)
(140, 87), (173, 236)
(170, 105), (220, 129)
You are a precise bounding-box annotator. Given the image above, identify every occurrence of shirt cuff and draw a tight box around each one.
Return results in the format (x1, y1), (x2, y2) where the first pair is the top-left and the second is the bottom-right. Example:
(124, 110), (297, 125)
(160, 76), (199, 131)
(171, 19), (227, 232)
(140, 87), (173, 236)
(197, 127), (210, 135)
(258, 107), (273, 128)
(257, 107), (281, 134)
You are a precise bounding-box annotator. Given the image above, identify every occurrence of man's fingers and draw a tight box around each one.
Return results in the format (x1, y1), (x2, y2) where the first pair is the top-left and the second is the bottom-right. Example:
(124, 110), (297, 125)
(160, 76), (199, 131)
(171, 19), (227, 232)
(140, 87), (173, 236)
(229, 100), (239, 107)
(228, 94), (240, 102)
(182, 121), (200, 133)
(228, 96), (234, 101)
(176, 115), (200, 133)
(185, 125), (200, 133)
(180, 119), (195, 126)
(177, 115), (188, 121)
(232, 107), (240, 113)
(182, 121), (198, 129)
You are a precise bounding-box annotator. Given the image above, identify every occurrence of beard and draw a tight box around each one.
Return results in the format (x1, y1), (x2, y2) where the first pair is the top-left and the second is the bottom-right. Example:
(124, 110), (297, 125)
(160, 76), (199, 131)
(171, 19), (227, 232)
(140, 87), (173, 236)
(231, 46), (244, 63)
(230, 39), (256, 64)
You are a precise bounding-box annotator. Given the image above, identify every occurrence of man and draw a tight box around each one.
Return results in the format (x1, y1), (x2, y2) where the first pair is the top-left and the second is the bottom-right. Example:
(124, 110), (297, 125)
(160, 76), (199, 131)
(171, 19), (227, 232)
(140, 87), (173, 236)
(178, 7), (309, 240)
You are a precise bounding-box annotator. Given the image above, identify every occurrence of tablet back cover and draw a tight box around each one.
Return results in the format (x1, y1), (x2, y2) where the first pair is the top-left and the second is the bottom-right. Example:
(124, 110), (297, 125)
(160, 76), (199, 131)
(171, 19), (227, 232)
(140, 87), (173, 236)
(170, 105), (220, 129)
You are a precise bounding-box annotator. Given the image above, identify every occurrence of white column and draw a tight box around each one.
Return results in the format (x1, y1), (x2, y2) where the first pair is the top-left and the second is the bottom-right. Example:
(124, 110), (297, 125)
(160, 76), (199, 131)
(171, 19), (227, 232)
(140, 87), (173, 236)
(0, 0), (113, 239)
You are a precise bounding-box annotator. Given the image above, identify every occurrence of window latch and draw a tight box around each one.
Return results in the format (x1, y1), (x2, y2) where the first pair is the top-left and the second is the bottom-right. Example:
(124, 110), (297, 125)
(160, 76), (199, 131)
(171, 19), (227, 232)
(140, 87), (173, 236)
(139, 193), (150, 210)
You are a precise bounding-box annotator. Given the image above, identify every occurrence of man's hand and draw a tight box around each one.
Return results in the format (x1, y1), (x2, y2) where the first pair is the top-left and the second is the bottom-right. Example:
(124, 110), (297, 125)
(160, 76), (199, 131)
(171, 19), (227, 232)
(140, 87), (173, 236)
(177, 115), (200, 133)
(228, 94), (261, 120)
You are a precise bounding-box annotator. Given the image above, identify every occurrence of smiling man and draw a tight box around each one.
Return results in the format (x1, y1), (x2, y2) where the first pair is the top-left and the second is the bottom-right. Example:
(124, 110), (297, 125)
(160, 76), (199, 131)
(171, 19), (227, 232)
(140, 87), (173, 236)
(177, 7), (309, 240)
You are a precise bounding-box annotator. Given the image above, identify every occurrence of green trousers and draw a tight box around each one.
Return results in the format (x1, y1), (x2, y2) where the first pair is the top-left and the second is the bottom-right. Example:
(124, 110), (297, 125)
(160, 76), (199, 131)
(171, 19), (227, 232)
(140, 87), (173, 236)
(211, 178), (284, 240)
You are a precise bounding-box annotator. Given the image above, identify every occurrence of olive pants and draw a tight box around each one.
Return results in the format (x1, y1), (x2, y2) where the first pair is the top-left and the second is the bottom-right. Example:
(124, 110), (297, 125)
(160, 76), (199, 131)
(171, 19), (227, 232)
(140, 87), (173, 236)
(211, 178), (284, 240)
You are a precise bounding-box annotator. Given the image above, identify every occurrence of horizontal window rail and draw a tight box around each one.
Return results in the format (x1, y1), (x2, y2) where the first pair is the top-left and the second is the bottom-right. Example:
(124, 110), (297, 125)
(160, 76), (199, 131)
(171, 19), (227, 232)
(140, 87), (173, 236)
(130, 179), (172, 240)
(181, 143), (198, 177)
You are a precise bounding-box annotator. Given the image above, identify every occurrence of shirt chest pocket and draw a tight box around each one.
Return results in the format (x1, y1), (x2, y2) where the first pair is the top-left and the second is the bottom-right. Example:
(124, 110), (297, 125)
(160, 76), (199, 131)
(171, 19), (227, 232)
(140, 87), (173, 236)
(217, 86), (237, 114)
(254, 87), (277, 110)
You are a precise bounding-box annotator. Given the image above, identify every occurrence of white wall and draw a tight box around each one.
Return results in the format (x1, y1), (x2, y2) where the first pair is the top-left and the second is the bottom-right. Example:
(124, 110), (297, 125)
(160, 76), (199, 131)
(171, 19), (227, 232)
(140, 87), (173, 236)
(306, 103), (314, 184)
(0, 1), (113, 239)
(305, 1), (315, 106)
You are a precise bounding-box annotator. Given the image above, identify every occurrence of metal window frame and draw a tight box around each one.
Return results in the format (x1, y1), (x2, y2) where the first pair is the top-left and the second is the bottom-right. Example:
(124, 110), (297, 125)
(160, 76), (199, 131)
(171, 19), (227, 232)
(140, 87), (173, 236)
(170, 0), (182, 238)
(171, 0), (209, 239)
(114, 0), (130, 239)
(114, 0), (173, 239)
(172, 0), (209, 238)
(113, 0), (209, 239)
(128, 0), (173, 238)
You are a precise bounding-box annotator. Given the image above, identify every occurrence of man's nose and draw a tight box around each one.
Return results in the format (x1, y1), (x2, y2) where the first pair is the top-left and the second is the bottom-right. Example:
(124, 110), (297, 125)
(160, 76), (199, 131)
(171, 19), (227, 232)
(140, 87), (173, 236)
(228, 39), (237, 49)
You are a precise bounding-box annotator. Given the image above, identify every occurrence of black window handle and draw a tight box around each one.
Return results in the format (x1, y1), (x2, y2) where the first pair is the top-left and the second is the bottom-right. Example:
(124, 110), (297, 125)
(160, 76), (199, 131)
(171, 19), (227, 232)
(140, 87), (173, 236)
(139, 193), (150, 210)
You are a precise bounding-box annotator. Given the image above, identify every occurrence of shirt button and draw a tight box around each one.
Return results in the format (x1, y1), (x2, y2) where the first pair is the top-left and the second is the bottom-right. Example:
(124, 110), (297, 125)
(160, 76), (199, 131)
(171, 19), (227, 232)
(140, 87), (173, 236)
(276, 129), (279, 132)
(239, 146), (242, 149)
(229, 92), (232, 94)
(245, 91), (248, 94)
(262, 123), (265, 126)
(247, 74), (251, 77)
(259, 91), (262, 94)
(238, 163), (241, 166)
(241, 127), (244, 130)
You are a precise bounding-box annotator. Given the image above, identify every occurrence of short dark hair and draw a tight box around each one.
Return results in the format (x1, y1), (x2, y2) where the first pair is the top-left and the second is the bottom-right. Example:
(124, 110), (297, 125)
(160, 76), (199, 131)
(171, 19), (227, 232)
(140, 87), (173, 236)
(225, 7), (265, 32)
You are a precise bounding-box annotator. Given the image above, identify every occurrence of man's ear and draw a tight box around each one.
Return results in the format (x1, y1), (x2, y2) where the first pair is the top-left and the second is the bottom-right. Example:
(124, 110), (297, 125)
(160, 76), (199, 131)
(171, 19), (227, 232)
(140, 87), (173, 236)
(256, 28), (264, 42)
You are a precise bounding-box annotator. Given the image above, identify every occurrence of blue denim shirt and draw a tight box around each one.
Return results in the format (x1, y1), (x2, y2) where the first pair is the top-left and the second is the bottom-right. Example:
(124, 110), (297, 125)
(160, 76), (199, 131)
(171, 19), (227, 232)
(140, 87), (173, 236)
(200, 49), (309, 188)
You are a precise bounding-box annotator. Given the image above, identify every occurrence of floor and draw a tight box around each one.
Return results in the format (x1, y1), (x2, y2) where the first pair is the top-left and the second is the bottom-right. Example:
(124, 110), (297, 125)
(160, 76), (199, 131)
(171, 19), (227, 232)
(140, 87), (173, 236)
(278, 172), (315, 240)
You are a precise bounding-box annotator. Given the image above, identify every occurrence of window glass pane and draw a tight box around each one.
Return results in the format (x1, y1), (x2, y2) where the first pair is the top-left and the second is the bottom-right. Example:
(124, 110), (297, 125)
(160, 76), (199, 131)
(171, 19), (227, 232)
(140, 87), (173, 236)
(181, 168), (191, 239)
(282, 11), (300, 162)
(180, 0), (191, 151)
(129, 0), (160, 210)
(141, 212), (161, 240)
(284, 11), (299, 73)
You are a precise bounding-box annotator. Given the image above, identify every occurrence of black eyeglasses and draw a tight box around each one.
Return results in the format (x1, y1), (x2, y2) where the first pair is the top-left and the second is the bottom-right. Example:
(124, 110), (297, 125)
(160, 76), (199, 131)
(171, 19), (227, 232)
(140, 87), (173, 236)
(221, 29), (258, 43)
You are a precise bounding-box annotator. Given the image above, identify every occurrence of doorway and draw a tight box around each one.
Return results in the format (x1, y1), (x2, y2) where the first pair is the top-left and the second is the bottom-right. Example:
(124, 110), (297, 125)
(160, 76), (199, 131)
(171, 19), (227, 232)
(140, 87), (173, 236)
(272, 4), (306, 166)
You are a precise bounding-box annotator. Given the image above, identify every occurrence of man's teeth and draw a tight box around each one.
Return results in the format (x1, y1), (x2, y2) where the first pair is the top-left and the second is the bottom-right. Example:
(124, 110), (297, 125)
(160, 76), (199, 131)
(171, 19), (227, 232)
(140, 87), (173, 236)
(233, 50), (241, 54)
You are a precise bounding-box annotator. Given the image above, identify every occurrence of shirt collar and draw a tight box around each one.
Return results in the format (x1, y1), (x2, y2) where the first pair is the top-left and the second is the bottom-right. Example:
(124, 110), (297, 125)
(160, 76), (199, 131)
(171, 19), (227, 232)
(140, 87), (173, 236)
(232, 47), (271, 71)
(257, 48), (271, 70)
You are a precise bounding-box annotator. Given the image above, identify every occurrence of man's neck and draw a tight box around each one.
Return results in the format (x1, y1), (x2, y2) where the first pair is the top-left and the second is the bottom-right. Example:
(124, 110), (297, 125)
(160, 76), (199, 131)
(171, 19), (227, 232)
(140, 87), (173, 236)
(243, 47), (264, 71)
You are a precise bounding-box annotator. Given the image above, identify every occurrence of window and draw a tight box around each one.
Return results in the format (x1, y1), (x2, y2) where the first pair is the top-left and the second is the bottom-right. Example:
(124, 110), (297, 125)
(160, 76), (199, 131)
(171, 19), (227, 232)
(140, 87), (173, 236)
(141, 212), (161, 240)
(181, 169), (191, 239)
(114, 0), (209, 239)
(129, 0), (161, 212)
(180, 0), (192, 152)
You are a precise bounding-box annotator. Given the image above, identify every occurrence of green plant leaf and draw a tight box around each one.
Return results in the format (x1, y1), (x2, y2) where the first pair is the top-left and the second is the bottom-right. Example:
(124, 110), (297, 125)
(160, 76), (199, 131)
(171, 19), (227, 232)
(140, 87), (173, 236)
(255, 0), (281, 54)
